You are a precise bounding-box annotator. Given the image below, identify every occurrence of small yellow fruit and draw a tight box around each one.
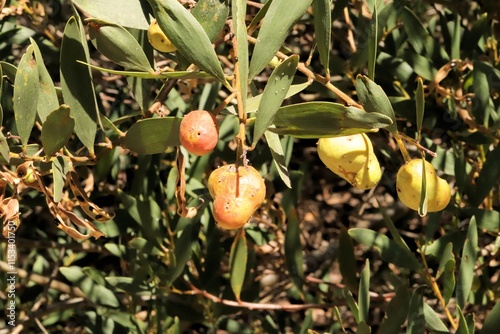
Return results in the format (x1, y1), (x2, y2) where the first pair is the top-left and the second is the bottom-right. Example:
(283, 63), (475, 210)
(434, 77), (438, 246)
(147, 19), (176, 53)
(396, 158), (451, 212)
(317, 133), (382, 189)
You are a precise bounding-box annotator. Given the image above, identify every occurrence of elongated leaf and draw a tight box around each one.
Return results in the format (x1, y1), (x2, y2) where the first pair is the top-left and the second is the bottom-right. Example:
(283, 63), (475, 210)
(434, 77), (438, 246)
(0, 61), (17, 83)
(87, 19), (153, 72)
(377, 200), (413, 253)
(367, 3), (378, 80)
(459, 208), (499, 233)
(399, 7), (431, 55)
(59, 266), (120, 307)
(418, 157), (428, 217)
(407, 286), (426, 334)
(229, 231), (248, 301)
(285, 209), (304, 292)
(312, 0), (331, 76)
(348, 228), (421, 271)
(470, 144), (500, 206)
(52, 156), (69, 202)
(41, 105), (75, 156)
(265, 131), (291, 188)
(456, 305), (469, 334)
(270, 102), (392, 138)
(30, 37), (59, 123)
(13, 45), (39, 146)
(338, 226), (358, 292)
(248, 0), (312, 79)
(147, 0), (228, 85)
(378, 284), (410, 333)
(122, 117), (182, 154)
(342, 288), (360, 324)
(437, 242), (455, 305)
(482, 299), (500, 334)
(0, 131), (9, 163)
(191, 0), (229, 43)
(231, 0), (249, 113)
(79, 61), (214, 80)
(72, 0), (151, 30)
(456, 217), (478, 309)
(416, 77), (424, 134)
(60, 16), (98, 154)
(226, 80), (310, 115)
(253, 55), (298, 147)
(423, 303), (449, 332)
(166, 223), (193, 284)
(358, 259), (370, 323)
(355, 75), (398, 134)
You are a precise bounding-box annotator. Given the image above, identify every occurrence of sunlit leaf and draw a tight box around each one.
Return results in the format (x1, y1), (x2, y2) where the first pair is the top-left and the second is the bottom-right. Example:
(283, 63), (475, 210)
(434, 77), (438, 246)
(41, 105), (75, 156)
(270, 102), (392, 138)
(416, 77), (425, 134)
(122, 117), (182, 154)
(342, 288), (360, 324)
(13, 45), (39, 147)
(72, 0), (151, 30)
(248, 0), (312, 79)
(229, 231), (248, 301)
(456, 305), (470, 334)
(0, 131), (9, 163)
(349, 228), (421, 271)
(355, 75), (398, 134)
(147, 0), (228, 85)
(87, 19), (153, 72)
(418, 157), (428, 217)
(253, 55), (298, 147)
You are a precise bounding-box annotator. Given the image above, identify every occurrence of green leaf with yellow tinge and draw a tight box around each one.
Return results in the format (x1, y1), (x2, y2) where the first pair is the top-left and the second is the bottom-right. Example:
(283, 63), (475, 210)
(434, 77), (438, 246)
(191, 0), (229, 43)
(13, 45), (39, 147)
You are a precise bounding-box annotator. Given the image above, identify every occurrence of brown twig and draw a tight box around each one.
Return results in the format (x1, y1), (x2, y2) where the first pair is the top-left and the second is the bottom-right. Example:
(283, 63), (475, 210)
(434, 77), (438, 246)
(185, 282), (336, 311)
